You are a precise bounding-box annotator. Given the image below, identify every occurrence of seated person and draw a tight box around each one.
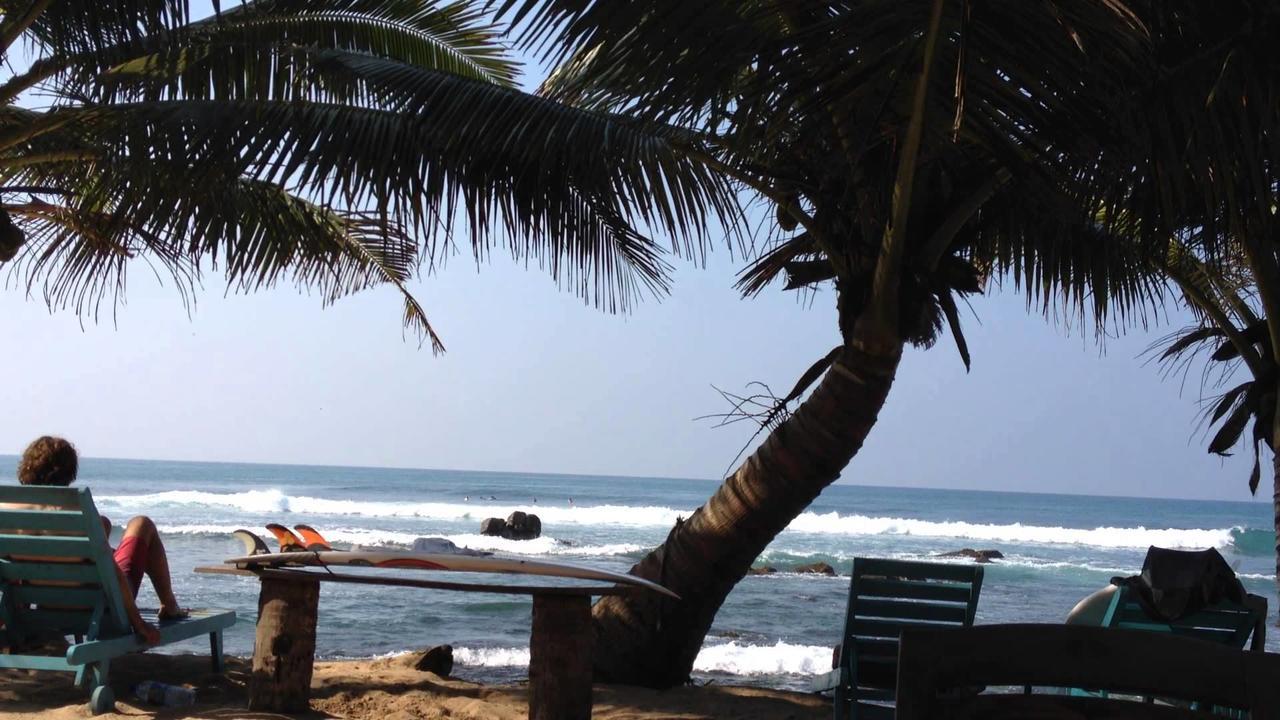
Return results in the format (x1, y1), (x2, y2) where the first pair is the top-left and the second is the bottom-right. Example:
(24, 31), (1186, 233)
(1067, 546), (1246, 626)
(1066, 585), (1119, 626)
(8, 436), (186, 644)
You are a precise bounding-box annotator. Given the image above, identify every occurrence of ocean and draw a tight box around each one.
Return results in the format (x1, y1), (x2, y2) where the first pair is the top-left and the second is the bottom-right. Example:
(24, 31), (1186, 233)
(3, 456), (1274, 689)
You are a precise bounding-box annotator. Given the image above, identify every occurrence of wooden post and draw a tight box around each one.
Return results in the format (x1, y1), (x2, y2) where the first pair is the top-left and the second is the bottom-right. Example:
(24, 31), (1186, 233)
(248, 576), (320, 713)
(529, 593), (593, 720)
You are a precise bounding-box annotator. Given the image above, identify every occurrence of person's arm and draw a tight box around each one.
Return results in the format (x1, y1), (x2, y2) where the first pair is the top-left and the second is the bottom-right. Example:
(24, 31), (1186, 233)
(114, 564), (160, 645)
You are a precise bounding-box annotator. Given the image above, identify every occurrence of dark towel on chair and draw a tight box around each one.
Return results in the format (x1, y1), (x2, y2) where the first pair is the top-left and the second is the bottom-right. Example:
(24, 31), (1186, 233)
(1112, 547), (1246, 622)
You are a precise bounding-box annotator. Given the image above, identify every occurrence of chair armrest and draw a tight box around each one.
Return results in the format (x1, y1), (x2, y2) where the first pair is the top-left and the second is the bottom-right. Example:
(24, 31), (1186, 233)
(809, 668), (843, 694)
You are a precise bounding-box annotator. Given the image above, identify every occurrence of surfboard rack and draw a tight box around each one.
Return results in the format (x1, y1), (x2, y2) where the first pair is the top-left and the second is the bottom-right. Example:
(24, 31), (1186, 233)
(201, 564), (639, 596)
(196, 564), (650, 720)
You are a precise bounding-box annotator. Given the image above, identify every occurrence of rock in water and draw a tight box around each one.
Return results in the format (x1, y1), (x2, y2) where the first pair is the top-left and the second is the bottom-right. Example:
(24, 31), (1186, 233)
(480, 512), (542, 540)
(794, 562), (836, 576)
(748, 566), (778, 575)
(408, 645), (454, 676)
(480, 517), (508, 537)
(937, 548), (1004, 563)
(411, 537), (492, 556)
(503, 511), (542, 540)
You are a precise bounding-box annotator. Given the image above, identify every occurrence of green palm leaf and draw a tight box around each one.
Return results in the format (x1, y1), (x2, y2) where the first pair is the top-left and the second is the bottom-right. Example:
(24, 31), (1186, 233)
(1, 1), (736, 345)
(88, 0), (517, 96)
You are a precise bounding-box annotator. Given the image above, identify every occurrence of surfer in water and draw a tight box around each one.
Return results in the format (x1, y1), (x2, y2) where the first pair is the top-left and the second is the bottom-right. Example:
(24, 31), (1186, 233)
(8, 436), (187, 644)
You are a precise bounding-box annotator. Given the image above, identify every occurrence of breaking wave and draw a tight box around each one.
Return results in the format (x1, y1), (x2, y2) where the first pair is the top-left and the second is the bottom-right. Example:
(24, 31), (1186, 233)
(159, 523), (645, 557)
(103, 489), (1248, 551)
(454, 641), (830, 677)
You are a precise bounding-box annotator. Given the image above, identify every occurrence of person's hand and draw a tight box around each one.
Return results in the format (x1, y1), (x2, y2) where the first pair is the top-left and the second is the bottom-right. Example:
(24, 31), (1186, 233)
(134, 620), (161, 646)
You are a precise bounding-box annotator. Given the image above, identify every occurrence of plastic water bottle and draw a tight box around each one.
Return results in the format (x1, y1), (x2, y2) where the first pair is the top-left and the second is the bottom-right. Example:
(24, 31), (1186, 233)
(133, 680), (196, 707)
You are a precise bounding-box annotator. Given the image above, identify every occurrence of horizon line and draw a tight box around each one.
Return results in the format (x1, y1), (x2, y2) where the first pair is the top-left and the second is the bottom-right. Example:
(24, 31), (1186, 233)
(0, 452), (1259, 506)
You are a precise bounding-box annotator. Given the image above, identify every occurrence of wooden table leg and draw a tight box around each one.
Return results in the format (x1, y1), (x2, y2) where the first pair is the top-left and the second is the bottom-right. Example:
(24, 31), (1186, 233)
(529, 593), (593, 720)
(248, 576), (320, 713)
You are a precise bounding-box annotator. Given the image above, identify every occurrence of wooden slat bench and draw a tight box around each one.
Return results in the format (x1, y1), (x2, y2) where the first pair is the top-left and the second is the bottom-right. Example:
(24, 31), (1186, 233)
(895, 623), (1280, 719)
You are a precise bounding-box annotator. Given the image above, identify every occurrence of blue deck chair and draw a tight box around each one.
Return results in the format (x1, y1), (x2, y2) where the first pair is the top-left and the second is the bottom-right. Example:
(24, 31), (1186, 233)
(0, 486), (235, 713)
(810, 557), (984, 720)
(1101, 583), (1266, 650)
(1065, 584), (1267, 716)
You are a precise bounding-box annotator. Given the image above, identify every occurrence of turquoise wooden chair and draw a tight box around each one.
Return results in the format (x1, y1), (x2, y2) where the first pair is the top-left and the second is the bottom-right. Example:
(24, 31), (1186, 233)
(1077, 583), (1268, 716)
(0, 486), (235, 713)
(810, 557), (984, 720)
(896, 624), (1280, 720)
(1101, 583), (1266, 650)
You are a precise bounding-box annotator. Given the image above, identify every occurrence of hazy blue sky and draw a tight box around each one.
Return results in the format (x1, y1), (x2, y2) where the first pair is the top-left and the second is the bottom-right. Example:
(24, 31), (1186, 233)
(1, 5), (1262, 502)
(1, 243), (1258, 502)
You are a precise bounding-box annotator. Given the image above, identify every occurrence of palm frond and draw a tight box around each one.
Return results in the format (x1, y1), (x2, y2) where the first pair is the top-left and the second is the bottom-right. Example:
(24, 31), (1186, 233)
(18, 0), (188, 57)
(81, 0), (517, 102)
(53, 75), (730, 295)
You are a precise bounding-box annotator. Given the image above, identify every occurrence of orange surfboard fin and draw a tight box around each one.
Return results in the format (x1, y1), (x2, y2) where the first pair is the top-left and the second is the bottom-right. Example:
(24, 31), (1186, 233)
(265, 523), (308, 552)
(293, 524), (332, 552)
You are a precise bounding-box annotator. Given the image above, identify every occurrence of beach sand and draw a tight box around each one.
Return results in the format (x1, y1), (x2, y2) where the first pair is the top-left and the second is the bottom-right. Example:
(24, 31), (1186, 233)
(0, 652), (829, 719)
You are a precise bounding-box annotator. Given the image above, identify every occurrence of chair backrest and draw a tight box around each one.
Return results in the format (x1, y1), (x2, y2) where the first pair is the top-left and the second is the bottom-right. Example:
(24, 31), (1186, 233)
(841, 558), (983, 696)
(1103, 584), (1268, 650)
(0, 486), (129, 644)
(896, 623), (1280, 720)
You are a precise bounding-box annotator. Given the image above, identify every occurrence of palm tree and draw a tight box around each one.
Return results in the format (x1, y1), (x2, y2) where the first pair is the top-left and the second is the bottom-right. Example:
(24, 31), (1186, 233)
(1154, 245), (1280, 614)
(498, 0), (1166, 686)
(0, 0), (730, 347)
(1129, 0), (1280, 621)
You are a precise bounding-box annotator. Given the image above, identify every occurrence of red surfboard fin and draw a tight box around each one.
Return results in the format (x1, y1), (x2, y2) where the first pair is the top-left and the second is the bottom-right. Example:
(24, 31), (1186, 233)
(265, 523), (308, 552)
(293, 524), (332, 552)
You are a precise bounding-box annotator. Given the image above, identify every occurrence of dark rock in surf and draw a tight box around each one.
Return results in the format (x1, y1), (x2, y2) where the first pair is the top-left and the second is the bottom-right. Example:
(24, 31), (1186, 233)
(480, 517), (508, 537)
(524, 513), (542, 538)
(407, 645), (454, 676)
(937, 548), (1004, 563)
(748, 566), (778, 575)
(479, 512), (542, 540)
(412, 537), (492, 556)
(503, 511), (542, 540)
(794, 562), (836, 576)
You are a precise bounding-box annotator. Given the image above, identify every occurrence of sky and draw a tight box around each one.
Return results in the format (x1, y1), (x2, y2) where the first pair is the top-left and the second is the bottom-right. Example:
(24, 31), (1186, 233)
(0, 4), (1264, 503)
(0, 244), (1259, 502)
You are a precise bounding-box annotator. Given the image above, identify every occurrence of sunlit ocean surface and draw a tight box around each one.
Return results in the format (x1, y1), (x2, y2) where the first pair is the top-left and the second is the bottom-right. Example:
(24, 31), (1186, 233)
(3, 456), (1272, 689)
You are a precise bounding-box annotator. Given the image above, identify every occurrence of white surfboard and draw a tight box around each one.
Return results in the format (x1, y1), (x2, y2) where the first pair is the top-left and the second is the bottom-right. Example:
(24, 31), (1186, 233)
(224, 549), (678, 598)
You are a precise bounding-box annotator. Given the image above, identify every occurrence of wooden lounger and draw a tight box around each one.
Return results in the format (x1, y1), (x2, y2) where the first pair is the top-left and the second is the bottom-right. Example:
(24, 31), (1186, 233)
(896, 623), (1280, 719)
(810, 557), (984, 719)
(0, 485), (236, 713)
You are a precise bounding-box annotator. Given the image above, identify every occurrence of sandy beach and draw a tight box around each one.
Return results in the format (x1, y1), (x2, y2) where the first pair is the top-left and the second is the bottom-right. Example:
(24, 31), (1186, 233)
(0, 652), (829, 719)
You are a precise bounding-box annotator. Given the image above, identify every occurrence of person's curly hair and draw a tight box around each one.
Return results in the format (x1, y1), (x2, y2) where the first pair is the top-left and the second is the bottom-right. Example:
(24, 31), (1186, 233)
(17, 436), (78, 486)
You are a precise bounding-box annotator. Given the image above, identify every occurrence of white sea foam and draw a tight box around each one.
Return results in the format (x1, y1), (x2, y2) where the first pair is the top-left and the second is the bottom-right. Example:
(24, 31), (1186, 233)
(160, 523), (644, 557)
(99, 490), (684, 528)
(694, 641), (831, 675)
(453, 646), (532, 668)
(454, 641), (830, 676)
(104, 490), (1239, 551)
(786, 512), (1236, 550)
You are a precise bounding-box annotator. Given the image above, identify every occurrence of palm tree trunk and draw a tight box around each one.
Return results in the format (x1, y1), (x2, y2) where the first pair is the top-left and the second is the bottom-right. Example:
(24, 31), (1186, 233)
(1273, 410), (1280, 626)
(591, 338), (903, 687)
